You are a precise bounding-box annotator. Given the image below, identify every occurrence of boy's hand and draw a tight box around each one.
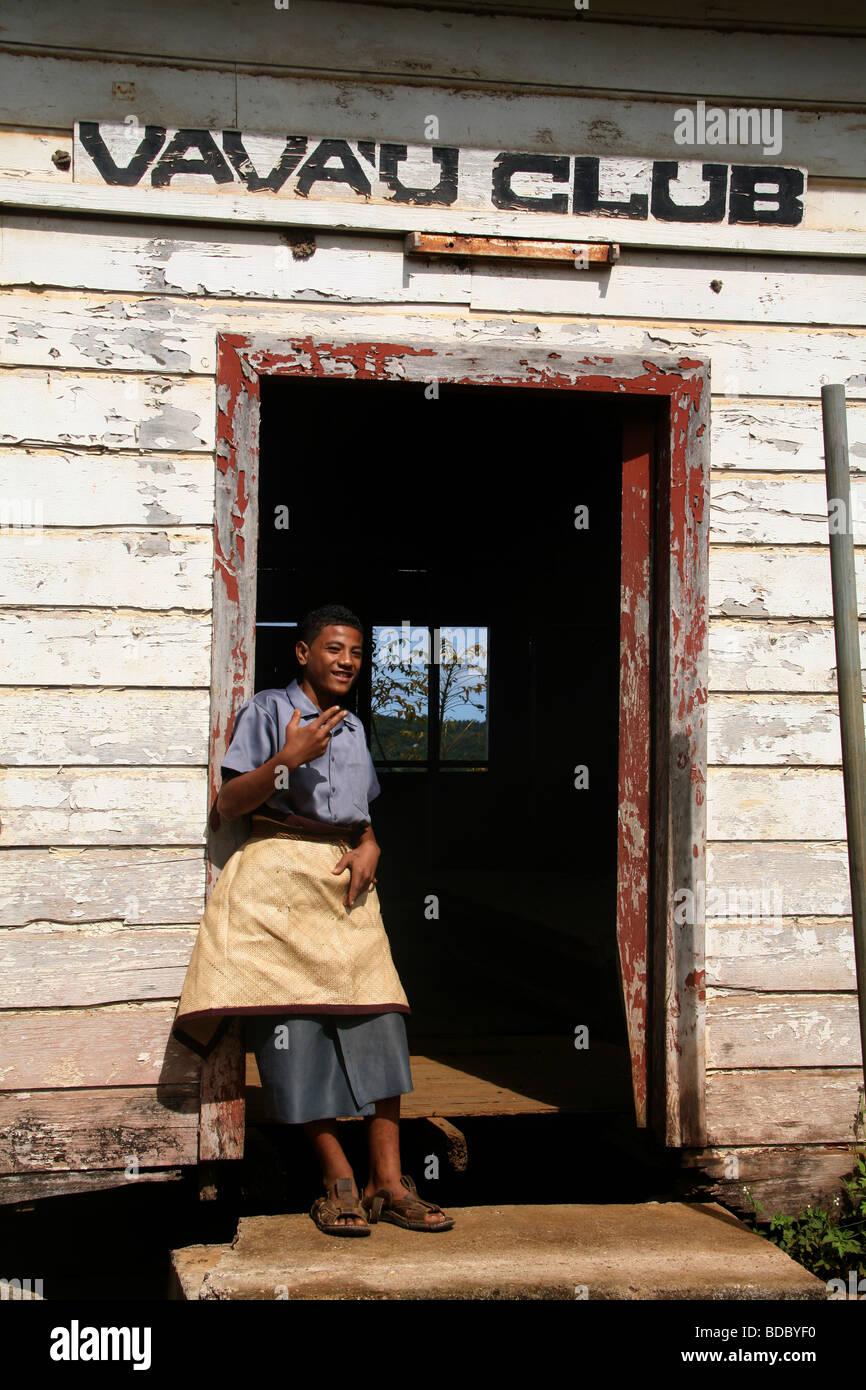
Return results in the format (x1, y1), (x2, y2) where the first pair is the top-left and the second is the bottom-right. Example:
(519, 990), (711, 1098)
(280, 705), (347, 770)
(332, 843), (380, 910)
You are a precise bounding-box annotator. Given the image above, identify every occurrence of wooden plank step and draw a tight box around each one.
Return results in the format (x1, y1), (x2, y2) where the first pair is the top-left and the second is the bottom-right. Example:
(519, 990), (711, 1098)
(244, 1035), (634, 1119)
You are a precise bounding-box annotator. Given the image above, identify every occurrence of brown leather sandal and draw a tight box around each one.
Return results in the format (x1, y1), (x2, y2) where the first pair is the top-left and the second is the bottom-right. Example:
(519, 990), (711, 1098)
(310, 1177), (371, 1237)
(362, 1173), (455, 1232)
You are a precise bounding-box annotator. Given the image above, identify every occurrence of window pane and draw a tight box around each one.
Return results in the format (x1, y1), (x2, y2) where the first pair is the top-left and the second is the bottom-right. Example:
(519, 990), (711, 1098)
(438, 625), (488, 762)
(370, 623), (429, 762)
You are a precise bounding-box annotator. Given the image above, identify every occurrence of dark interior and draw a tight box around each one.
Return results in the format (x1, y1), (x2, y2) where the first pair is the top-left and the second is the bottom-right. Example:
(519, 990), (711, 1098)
(255, 374), (636, 1114)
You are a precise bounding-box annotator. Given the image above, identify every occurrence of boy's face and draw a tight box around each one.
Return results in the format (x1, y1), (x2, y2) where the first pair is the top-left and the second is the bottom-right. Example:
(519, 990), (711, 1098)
(296, 624), (363, 701)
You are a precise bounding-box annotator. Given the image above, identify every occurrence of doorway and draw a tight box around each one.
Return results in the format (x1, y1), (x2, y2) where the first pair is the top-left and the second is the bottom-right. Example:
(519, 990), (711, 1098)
(204, 330), (710, 1161)
(255, 375), (634, 1118)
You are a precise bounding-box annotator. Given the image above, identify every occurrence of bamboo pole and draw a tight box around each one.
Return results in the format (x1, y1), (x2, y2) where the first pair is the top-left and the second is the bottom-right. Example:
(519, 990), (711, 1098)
(821, 384), (866, 1090)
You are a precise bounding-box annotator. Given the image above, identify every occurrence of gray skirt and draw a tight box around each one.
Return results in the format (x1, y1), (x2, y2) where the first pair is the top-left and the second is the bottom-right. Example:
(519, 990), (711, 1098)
(244, 1010), (414, 1124)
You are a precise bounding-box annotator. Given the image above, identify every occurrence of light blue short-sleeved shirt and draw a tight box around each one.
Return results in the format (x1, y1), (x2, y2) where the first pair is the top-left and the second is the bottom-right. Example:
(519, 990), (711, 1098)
(221, 678), (380, 826)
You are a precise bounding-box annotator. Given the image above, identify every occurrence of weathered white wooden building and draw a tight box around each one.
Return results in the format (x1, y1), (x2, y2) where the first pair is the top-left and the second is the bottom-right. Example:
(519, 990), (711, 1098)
(1, 0), (864, 1216)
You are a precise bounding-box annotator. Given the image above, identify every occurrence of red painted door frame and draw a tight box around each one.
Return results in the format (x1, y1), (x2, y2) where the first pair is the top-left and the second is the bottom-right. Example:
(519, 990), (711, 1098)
(199, 331), (710, 1161)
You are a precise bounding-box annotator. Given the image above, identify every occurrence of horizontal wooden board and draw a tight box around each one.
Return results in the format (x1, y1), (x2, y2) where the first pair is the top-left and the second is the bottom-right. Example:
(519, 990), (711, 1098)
(706, 841), (853, 917)
(471, 252), (866, 325)
(4, 4), (865, 103)
(680, 1143), (858, 1216)
(0, 528), (212, 609)
(1, 688), (209, 764)
(0, 1167), (184, 1206)
(6, 290), (866, 403)
(711, 402), (866, 473)
(0, 926), (198, 1006)
(0, 130), (72, 184)
(8, 212), (866, 324)
(706, 1068), (863, 1144)
(707, 767), (847, 840)
(0, 369), (214, 450)
(0, 609), (212, 687)
(3, 291), (866, 402)
(1, 215), (471, 305)
(0, 1004), (200, 1088)
(0, 449), (215, 525)
(4, 176), (864, 258)
(710, 548), (866, 619)
(707, 693), (847, 764)
(0, 1085), (199, 1173)
(708, 619), (866, 692)
(707, 991), (862, 1067)
(0, 848), (206, 925)
(706, 919), (856, 990)
(710, 474), (866, 543)
(0, 767), (208, 845)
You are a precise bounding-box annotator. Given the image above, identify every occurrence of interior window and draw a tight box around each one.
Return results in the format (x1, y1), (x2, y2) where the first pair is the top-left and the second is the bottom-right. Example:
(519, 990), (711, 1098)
(369, 623), (489, 770)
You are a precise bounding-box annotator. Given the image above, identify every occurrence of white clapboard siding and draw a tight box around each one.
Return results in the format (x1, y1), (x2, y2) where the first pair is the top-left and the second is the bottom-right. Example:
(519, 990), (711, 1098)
(471, 254), (866, 325)
(5, 216), (866, 324)
(707, 992), (862, 1068)
(4, 304), (866, 471)
(710, 548), (866, 619)
(706, 1070), (862, 1145)
(0, 50), (237, 133)
(0, 768), (207, 846)
(707, 768), (846, 840)
(0, 76), (862, 188)
(708, 620), (866, 693)
(0, 689), (210, 764)
(0, 1004), (200, 1088)
(0, 451), (216, 526)
(3, 297), (866, 403)
(0, 1087), (199, 1173)
(0, 220), (471, 306)
(707, 694), (847, 765)
(706, 919), (856, 991)
(4, 4), (865, 104)
(0, 370), (214, 451)
(710, 474), (866, 543)
(0, 926), (198, 1007)
(711, 403), (866, 473)
(0, 27), (861, 183)
(0, 610), (212, 686)
(708, 842), (853, 918)
(0, 131), (72, 183)
(8, 179), (864, 260)
(0, 529), (212, 609)
(0, 848), (206, 925)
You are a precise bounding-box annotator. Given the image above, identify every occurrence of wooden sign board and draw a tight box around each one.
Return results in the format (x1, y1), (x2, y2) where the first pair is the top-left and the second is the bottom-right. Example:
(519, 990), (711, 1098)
(74, 122), (807, 229)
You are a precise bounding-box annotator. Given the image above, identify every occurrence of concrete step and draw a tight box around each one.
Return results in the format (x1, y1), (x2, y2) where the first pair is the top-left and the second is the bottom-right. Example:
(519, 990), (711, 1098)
(170, 1200), (826, 1300)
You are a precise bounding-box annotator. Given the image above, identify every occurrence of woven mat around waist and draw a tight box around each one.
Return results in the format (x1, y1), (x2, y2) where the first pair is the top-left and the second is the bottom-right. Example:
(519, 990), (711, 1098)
(172, 827), (409, 1057)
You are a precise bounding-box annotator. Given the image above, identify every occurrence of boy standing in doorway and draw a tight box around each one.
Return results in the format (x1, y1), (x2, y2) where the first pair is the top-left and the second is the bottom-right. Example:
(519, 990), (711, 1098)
(173, 604), (454, 1235)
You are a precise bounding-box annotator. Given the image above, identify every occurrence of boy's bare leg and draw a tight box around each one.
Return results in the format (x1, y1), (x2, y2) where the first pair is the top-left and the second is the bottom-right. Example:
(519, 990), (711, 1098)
(362, 1095), (449, 1226)
(302, 1117), (366, 1226)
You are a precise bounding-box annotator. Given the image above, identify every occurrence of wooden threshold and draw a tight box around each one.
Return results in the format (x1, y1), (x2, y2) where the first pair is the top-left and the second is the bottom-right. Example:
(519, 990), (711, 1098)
(245, 1034), (634, 1121)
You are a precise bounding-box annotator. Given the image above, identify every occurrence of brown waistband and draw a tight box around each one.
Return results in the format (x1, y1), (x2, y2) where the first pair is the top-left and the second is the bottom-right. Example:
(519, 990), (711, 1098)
(249, 809), (362, 847)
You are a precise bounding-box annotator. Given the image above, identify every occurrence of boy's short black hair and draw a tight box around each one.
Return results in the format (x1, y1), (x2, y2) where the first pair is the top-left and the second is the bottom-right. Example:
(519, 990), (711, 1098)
(297, 604), (364, 648)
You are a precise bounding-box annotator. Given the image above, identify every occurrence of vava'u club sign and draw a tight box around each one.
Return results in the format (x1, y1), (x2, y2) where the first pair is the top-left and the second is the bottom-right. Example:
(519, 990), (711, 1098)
(74, 122), (807, 227)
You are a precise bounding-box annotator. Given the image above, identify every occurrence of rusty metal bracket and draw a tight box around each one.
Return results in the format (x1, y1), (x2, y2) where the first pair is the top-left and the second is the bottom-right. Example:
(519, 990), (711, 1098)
(404, 232), (619, 266)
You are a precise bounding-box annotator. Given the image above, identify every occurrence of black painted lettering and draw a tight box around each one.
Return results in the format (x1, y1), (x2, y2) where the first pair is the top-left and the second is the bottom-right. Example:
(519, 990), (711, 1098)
(222, 133), (308, 192)
(295, 140), (371, 198)
(650, 162), (728, 222)
(151, 130), (234, 187)
(728, 166), (805, 225)
(491, 153), (570, 213)
(378, 144), (459, 206)
(573, 158), (648, 219)
(78, 122), (167, 186)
